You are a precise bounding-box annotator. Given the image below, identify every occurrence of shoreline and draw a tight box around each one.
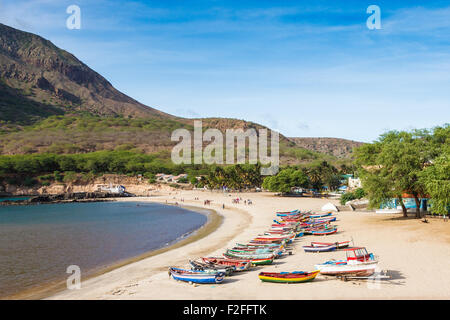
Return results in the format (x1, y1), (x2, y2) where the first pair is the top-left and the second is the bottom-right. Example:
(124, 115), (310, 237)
(5, 190), (450, 300)
(2, 199), (223, 300)
(48, 191), (450, 300)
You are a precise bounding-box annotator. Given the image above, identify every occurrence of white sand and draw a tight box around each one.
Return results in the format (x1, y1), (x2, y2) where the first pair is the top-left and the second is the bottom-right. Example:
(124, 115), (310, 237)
(48, 190), (450, 300)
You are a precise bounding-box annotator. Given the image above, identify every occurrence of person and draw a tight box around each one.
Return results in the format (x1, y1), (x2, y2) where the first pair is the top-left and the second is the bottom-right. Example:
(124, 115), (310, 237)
(222, 204), (225, 209)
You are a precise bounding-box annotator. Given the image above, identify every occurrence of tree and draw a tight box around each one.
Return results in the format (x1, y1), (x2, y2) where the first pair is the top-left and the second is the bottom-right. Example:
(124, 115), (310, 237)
(262, 168), (308, 193)
(355, 128), (443, 218)
(420, 153), (450, 215)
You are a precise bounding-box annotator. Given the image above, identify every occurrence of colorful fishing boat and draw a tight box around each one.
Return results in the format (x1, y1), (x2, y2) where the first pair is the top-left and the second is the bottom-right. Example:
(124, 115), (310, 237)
(258, 270), (320, 283)
(224, 250), (274, 260)
(303, 243), (337, 252)
(201, 257), (251, 271)
(311, 241), (350, 249)
(223, 253), (274, 265)
(189, 260), (234, 276)
(169, 267), (225, 284)
(236, 242), (282, 248)
(311, 228), (337, 236)
(308, 212), (332, 219)
(227, 248), (283, 257)
(312, 216), (337, 223)
(315, 247), (378, 276)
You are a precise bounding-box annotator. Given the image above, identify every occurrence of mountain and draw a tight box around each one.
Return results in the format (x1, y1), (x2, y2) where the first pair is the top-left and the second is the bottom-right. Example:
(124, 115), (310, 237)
(289, 137), (364, 158)
(0, 23), (173, 125)
(0, 23), (355, 165)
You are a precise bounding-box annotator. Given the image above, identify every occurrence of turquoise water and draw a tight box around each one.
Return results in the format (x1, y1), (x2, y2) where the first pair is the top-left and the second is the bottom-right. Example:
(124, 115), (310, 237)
(0, 201), (207, 298)
(0, 196), (31, 202)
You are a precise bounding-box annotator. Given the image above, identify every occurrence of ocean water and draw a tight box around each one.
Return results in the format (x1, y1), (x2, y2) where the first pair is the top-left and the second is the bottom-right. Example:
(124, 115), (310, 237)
(0, 197), (31, 202)
(0, 201), (207, 298)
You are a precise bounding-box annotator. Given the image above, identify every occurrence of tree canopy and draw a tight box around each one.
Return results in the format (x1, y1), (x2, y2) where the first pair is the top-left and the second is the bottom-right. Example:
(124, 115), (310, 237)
(355, 125), (449, 217)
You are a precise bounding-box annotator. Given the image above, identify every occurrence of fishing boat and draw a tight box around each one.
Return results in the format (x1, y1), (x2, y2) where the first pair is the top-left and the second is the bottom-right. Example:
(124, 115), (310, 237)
(236, 242), (282, 248)
(169, 267), (225, 284)
(311, 228), (337, 236)
(224, 250), (274, 260)
(308, 212), (332, 219)
(258, 270), (320, 283)
(311, 241), (350, 249)
(314, 247), (378, 276)
(254, 233), (295, 242)
(303, 243), (337, 252)
(189, 260), (234, 276)
(249, 239), (286, 245)
(275, 210), (300, 216)
(312, 216), (337, 223)
(223, 253), (274, 265)
(227, 248), (282, 257)
(201, 257), (251, 271)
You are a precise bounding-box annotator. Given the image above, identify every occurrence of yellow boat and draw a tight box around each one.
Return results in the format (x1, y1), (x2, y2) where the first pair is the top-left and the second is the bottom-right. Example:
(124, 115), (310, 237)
(258, 270), (320, 283)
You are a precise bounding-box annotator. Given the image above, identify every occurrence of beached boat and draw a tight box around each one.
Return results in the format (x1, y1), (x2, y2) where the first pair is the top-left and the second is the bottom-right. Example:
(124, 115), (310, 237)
(258, 270), (320, 283)
(311, 228), (337, 236)
(308, 212), (332, 219)
(312, 216), (337, 223)
(311, 241), (350, 249)
(169, 267), (225, 284)
(224, 250), (274, 260)
(236, 242), (282, 248)
(303, 243), (337, 252)
(189, 260), (234, 276)
(227, 248), (282, 257)
(223, 253), (274, 265)
(249, 239), (286, 245)
(201, 257), (251, 271)
(315, 247), (378, 276)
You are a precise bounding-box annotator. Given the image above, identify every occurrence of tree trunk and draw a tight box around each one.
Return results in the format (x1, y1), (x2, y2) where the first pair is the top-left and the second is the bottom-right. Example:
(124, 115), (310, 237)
(413, 194), (421, 219)
(398, 196), (408, 218)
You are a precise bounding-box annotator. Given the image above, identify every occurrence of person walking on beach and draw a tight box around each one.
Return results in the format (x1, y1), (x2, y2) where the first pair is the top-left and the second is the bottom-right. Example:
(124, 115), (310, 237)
(222, 204), (225, 209)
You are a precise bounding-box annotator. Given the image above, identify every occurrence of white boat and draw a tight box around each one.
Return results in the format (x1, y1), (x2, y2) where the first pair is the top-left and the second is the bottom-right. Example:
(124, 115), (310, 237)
(315, 247), (378, 276)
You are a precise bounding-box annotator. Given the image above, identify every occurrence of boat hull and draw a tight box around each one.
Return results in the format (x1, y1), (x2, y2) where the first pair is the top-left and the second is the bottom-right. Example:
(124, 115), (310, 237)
(258, 271), (320, 283)
(223, 254), (274, 265)
(315, 262), (378, 276)
(303, 244), (336, 252)
(169, 268), (225, 284)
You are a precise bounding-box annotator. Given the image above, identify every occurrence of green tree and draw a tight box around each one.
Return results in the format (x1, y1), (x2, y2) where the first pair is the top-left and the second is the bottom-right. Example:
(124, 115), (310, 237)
(355, 128), (443, 218)
(420, 153), (450, 215)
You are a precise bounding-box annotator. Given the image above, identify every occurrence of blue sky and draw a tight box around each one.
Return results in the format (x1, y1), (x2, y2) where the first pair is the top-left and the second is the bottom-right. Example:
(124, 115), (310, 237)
(1, 0), (449, 142)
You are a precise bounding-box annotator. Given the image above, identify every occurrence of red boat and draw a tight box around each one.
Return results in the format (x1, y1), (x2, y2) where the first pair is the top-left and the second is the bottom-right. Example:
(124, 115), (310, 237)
(201, 257), (251, 271)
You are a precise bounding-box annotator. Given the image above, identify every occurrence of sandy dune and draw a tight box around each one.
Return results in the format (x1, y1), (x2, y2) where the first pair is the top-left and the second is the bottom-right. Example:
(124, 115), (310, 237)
(48, 190), (450, 300)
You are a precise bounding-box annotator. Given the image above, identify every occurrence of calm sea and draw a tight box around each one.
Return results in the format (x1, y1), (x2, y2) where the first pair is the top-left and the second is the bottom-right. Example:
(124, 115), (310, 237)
(0, 201), (207, 298)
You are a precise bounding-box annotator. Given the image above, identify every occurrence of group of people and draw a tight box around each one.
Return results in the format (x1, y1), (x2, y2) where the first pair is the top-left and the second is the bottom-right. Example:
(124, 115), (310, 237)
(231, 197), (252, 205)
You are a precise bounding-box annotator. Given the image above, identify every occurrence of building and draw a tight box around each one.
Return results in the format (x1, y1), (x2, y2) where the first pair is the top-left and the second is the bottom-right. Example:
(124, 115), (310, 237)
(155, 173), (188, 183)
(348, 177), (362, 189)
(96, 184), (126, 194)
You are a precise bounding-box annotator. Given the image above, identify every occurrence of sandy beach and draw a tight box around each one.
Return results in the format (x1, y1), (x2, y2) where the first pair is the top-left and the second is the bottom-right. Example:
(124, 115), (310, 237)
(48, 190), (450, 300)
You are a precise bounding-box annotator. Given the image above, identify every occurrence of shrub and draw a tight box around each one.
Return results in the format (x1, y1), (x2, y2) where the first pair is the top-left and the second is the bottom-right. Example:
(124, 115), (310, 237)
(354, 188), (366, 199)
(340, 192), (356, 205)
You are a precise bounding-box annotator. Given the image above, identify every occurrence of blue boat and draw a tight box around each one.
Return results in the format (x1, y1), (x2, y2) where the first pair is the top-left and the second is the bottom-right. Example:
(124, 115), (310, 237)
(169, 267), (225, 284)
(308, 212), (332, 219)
(303, 243), (337, 252)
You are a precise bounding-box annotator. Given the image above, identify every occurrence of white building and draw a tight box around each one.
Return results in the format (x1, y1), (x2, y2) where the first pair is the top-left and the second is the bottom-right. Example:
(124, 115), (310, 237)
(348, 177), (362, 189)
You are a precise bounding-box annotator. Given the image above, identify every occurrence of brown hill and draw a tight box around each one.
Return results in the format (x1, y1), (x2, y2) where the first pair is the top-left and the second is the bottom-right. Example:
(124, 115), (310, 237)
(289, 137), (364, 158)
(0, 24), (353, 165)
(0, 23), (174, 125)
